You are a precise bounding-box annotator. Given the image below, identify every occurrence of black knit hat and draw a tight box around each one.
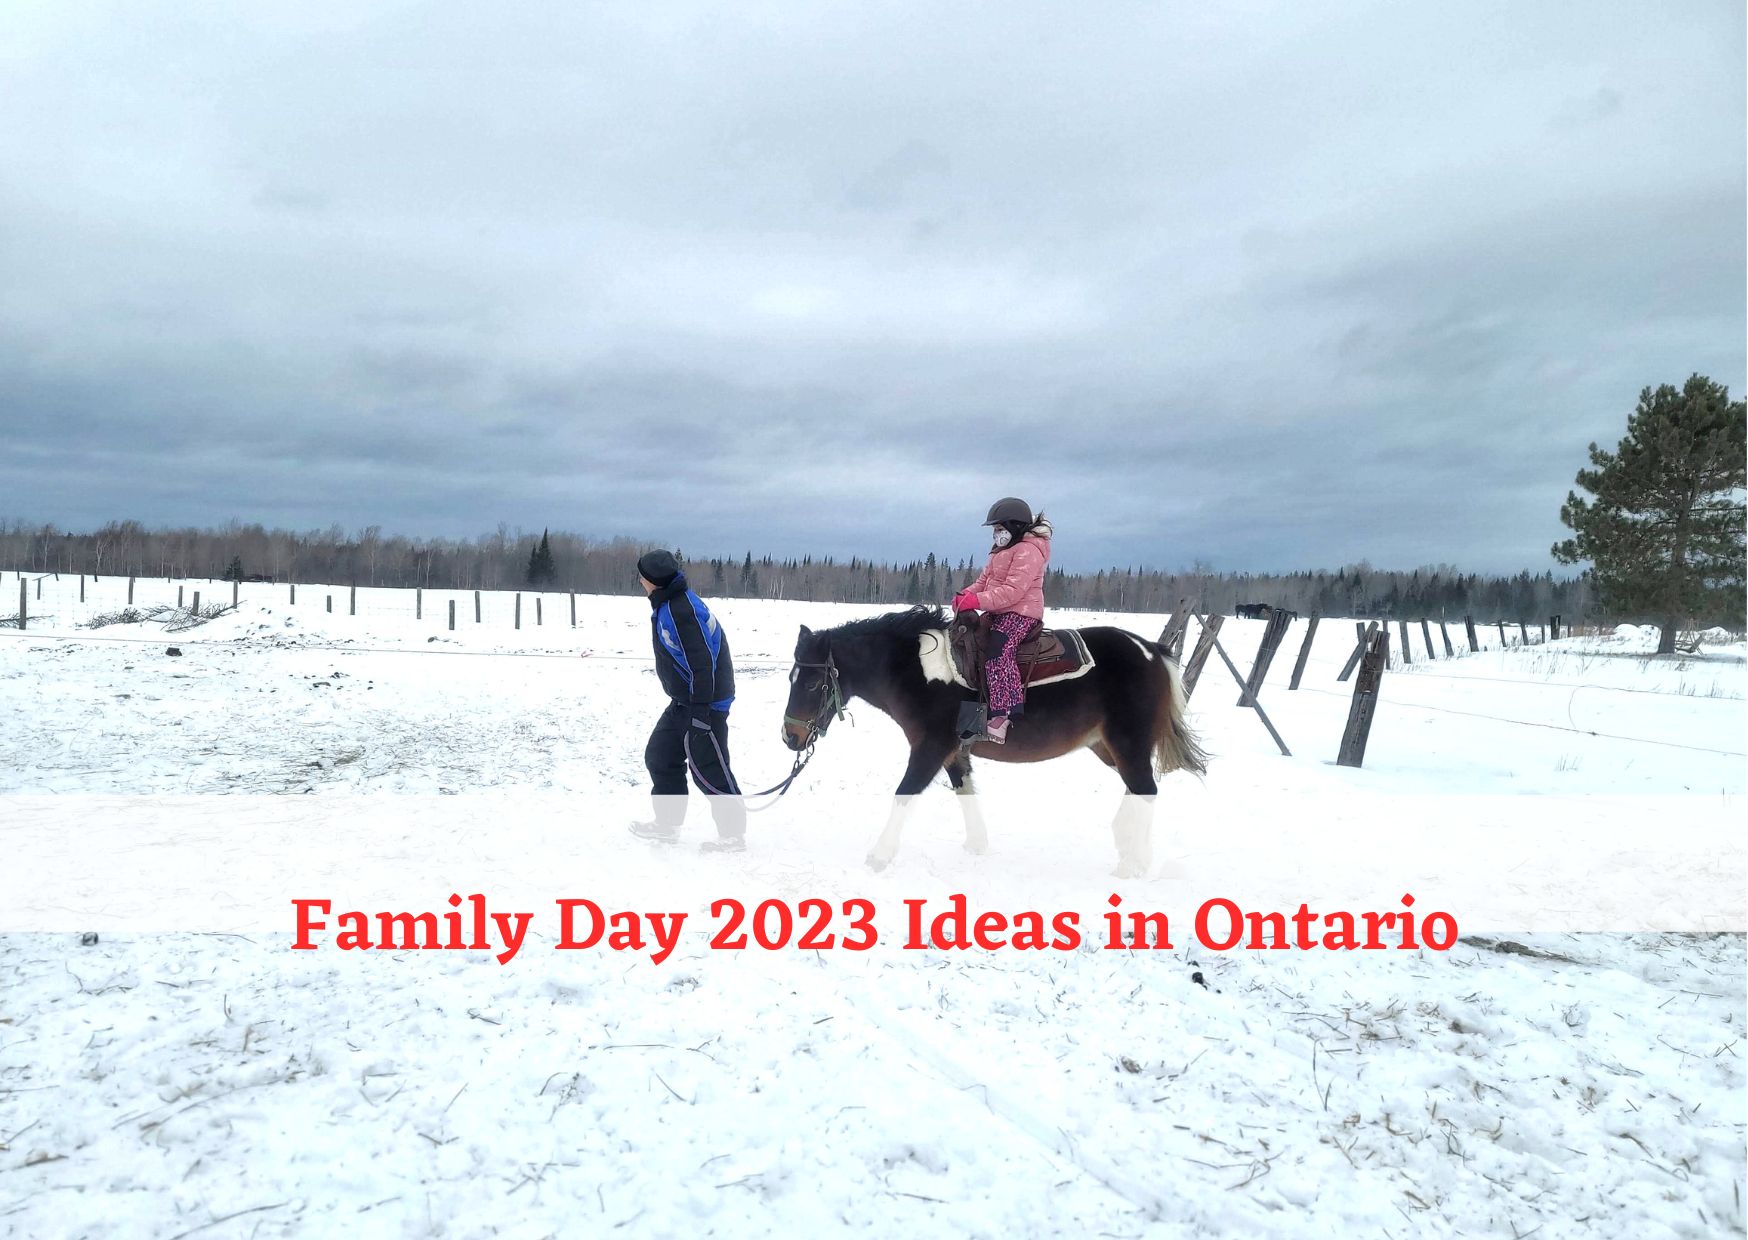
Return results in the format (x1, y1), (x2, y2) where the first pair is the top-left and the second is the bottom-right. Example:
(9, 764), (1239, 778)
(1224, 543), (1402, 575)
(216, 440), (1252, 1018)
(637, 549), (681, 588)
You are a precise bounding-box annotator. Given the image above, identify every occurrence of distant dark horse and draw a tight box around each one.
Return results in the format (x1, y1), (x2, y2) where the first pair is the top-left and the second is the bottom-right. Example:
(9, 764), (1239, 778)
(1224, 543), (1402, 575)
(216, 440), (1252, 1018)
(782, 606), (1207, 872)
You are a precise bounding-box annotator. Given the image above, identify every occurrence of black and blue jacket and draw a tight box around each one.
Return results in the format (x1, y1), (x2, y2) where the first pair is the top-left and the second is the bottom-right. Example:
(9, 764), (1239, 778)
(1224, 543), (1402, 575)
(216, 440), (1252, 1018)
(648, 573), (735, 713)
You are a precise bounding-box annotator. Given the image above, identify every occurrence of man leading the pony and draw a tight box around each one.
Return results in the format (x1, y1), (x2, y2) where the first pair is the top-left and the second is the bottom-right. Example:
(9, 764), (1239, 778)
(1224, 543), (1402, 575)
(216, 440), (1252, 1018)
(952, 497), (1052, 743)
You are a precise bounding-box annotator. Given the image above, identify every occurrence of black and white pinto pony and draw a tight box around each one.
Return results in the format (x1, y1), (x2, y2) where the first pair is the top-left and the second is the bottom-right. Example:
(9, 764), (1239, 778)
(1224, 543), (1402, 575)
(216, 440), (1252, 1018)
(781, 606), (1207, 873)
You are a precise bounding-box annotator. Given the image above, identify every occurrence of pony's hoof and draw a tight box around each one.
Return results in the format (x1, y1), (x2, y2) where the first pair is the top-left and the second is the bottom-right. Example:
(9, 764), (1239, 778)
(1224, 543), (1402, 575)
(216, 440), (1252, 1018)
(963, 839), (989, 856)
(1109, 861), (1146, 880)
(865, 853), (890, 872)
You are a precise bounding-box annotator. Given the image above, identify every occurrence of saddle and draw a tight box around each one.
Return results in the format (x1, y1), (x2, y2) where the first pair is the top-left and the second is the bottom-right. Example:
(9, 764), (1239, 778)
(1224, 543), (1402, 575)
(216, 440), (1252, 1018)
(946, 612), (1092, 696)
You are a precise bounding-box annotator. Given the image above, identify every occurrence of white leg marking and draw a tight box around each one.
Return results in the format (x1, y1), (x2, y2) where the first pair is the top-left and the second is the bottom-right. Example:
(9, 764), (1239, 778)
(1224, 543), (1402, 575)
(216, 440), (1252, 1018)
(867, 795), (919, 870)
(956, 776), (989, 855)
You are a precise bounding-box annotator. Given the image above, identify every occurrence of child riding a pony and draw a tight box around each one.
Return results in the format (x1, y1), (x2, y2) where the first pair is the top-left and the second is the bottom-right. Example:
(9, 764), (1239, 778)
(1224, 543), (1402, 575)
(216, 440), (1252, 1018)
(952, 497), (1052, 743)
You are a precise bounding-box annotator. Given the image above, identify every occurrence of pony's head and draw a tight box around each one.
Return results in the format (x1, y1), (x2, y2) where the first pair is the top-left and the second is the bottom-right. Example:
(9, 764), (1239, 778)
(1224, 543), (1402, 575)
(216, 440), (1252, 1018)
(782, 624), (843, 751)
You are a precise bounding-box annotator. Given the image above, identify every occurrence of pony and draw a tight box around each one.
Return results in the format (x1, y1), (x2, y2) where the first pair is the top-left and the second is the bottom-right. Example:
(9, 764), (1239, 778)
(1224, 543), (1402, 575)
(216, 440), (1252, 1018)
(781, 605), (1206, 872)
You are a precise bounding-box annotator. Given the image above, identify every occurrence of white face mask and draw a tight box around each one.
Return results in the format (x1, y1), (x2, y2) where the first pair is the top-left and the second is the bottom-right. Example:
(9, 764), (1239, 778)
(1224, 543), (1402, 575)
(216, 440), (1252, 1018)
(992, 528), (1014, 548)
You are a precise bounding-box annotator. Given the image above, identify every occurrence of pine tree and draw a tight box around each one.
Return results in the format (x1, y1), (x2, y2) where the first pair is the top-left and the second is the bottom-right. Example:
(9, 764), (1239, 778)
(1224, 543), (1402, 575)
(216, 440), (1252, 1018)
(1554, 375), (1745, 651)
(224, 555), (244, 582)
(525, 529), (557, 585)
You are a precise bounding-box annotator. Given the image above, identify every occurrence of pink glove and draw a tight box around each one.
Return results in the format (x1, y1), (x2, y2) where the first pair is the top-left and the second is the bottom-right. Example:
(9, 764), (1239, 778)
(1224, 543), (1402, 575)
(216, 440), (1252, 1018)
(952, 590), (980, 613)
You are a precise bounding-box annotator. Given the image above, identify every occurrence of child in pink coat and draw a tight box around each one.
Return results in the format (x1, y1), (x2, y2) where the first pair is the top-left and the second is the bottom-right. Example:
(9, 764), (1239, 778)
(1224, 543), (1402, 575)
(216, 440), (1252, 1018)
(953, 498), (1052, 743)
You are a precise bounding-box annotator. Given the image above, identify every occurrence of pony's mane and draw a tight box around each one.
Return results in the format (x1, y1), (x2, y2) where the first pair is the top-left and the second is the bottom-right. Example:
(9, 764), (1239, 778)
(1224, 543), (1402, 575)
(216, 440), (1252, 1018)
(819, 604), (949, 645)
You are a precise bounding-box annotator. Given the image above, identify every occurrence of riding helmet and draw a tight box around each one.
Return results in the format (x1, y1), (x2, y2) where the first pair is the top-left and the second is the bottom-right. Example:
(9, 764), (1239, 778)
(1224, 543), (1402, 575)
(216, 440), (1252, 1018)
(983, 497), (1032, 526)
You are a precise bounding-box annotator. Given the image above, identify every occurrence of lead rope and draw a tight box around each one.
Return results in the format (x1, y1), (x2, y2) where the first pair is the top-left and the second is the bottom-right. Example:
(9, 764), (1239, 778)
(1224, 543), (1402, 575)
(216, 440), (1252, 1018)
(684, 728), (816, 808)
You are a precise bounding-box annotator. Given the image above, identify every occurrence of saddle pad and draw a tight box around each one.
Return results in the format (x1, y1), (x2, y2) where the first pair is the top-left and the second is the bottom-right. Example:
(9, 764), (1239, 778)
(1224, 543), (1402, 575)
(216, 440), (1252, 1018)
(1022, 628), (1095, 687)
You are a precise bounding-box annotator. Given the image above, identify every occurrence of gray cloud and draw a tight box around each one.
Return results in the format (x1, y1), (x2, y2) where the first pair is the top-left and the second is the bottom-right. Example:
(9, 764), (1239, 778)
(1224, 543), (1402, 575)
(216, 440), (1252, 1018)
(0, 0), (1741, 573)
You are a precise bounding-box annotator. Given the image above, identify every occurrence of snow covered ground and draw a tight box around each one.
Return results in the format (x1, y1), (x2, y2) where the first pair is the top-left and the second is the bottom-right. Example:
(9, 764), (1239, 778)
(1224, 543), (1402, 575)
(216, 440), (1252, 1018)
(2, 573), (1743, 1236)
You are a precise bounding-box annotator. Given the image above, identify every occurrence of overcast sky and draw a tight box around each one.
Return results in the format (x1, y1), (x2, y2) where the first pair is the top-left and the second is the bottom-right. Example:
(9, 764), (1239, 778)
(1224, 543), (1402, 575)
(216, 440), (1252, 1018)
(1, 1), (1741, 573)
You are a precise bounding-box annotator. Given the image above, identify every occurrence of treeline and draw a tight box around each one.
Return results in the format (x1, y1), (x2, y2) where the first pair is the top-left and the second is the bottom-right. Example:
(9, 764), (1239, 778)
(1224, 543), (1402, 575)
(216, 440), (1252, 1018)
(1, 518), (1598, 622)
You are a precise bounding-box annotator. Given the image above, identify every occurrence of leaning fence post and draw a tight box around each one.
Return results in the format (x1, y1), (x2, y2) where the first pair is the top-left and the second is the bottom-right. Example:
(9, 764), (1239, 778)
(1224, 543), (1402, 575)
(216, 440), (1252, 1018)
(1463, 616), (1479, 653)
(1497, 620), (1507, 647)
(1238, 608), (1292, 705)
(1518, 620), (1529, 646)
(1180, 614), (1224, 699)
(1397, 620), (1411, 665)
(1439, 620), (1455, 657)
(448, 600), (456, 631)
(1337, 627), (1389, 768)
(1213, 635), (1291, 756)
(1288, 615), (1320, 690)
(1337, 621), (1376, 682)
(1419, 618), (1435, 660)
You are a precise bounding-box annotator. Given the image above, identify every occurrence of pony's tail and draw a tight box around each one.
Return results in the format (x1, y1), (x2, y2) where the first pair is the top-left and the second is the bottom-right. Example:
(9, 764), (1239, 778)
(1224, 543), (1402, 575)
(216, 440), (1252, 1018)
(1152, 650), (1209, 776)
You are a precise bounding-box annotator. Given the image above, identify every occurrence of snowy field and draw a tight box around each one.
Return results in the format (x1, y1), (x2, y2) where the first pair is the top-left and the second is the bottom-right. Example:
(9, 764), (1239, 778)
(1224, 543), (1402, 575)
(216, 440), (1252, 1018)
(2, 573), (1744, 1237)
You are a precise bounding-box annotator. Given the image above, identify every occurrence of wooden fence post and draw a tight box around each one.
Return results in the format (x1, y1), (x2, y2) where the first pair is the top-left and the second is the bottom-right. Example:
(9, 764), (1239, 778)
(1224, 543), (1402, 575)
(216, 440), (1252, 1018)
(515, 593), (522, 629)
(475, 591), (482, 623)
(536, 597), (543, 626)
(1419, 618), (1435, 660)
(1549, 614), (1561, 641)
(1180, 615), (1223, 699)
(1518, 621), (1529, 646)
(1158, 600), (1191, 660)
(192, 590), (200, 613)
(416, 588), (422, 621)
(326, 594), (332, 613)
(290, 583), (296, 605)
(232, 580), (239, 607)
(570, 592), (577, 628)
(17, 578), (24, 631)
(1439, 620), (1455, 657)
(349, 585), (357, 616)
(178, 586), (184, 608)
(1238, 607), (1292, 705)
(1397, 620), (1411, 665)
(1497, 620), (1507, 647)
(1288, 615), (1320, 690)
(79, 575), (85, 603)
(1337, 621), (1376, 682)
(1464, 616), (1479, 653)
(1337, 628), (1389, 768)
(127, 576), (135, 605)
(448, 600), (455, 631)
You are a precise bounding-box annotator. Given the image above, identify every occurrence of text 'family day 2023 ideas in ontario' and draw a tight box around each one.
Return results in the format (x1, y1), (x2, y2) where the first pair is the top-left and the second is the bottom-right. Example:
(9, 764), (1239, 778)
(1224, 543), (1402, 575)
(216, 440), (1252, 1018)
(290, 892), (1460, 965)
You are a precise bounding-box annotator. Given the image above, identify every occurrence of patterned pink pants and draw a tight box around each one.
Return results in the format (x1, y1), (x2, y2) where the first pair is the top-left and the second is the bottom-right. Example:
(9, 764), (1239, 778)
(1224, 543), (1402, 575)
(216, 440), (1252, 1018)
(986, 612), (1041, 715)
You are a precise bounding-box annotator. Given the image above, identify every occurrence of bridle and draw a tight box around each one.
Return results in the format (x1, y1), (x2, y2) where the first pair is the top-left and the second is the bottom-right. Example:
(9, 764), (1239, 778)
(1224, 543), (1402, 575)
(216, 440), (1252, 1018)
(681, 650), (844, 808)
(784, 651), (847, 746)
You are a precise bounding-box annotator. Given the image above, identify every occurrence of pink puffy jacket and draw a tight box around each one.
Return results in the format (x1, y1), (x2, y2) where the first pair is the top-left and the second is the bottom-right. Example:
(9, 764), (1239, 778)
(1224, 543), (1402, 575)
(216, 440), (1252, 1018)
(966, 524), (1051, 621)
